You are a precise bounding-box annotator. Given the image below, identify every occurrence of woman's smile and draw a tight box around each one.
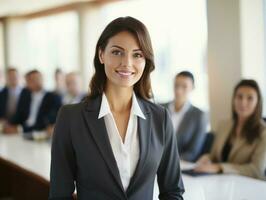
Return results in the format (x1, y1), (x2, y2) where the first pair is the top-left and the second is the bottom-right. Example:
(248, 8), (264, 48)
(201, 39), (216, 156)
(115, 69), (135, 79)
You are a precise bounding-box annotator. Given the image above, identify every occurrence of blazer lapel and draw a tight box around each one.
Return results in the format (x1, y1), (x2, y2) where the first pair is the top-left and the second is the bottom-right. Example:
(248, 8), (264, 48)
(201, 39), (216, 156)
(127, 97), (151, 194)
(82, 96), (124, 193)
(228, 137), (246, 161)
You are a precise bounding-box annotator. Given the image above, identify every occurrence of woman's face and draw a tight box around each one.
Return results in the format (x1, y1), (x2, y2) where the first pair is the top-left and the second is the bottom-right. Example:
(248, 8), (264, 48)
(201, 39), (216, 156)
(99, 31), (146, 89)
(234, 86), (258, 119)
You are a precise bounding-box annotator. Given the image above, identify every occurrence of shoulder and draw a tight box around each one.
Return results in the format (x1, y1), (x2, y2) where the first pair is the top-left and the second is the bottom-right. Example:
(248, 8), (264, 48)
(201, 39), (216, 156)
(190, 105), (205, 116)
(140, 98), (167, 116)
(18, 88), (31, 100)
(260, 121), (266, 139)
(0, 87), (7, 95)
(138, 98), (171, 129)
(160, 101), (171, 109)
(59, 102), (84, 114)
(45, 91), (62, 100)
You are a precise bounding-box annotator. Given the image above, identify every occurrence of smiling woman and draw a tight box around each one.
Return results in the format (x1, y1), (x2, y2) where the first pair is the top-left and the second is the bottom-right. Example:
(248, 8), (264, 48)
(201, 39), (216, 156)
(49, 16), (184, 200)
(99, 31), (146, 89)
(89, 16), (155, 100)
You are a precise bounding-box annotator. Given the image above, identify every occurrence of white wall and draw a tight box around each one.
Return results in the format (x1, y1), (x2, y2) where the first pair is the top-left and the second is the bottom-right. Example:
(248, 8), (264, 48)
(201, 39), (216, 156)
(0, 22), (4, 69)
(0, 21), (5, 87)
(207, 0), (242, 128)
(77, 4), (103, 93)
(5, 18), (28, 71)
(240, 0), (266, 116)
(207, 0), (266, 128)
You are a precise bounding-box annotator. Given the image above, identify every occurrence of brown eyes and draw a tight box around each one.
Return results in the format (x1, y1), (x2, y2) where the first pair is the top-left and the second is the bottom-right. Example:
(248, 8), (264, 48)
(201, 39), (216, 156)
(111, 50), (122, 56)
(133, 53), (143, 58)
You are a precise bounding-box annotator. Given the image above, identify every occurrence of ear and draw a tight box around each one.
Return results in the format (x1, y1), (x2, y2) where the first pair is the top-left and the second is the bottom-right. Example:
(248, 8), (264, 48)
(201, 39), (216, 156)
(98, 48), (104, 64)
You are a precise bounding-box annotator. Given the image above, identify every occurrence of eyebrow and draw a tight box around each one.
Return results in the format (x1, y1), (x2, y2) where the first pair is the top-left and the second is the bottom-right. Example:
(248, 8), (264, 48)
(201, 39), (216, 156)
(111, 45), (142, 52)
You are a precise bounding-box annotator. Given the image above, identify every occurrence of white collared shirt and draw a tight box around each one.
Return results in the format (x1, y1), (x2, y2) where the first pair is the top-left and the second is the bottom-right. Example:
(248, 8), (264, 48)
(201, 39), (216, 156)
(26, 90), (46, 127)
(168, 101), (191, 134)
(98, 92), (146, 191)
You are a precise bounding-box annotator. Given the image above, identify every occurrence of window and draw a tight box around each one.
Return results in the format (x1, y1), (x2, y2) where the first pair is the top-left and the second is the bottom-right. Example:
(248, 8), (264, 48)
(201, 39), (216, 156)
(25, 11), (79, 89)
(98, 0), (208, 110)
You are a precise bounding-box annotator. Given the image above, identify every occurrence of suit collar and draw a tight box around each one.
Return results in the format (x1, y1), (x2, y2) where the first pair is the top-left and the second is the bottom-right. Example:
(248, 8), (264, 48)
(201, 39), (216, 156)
(85, 94), (150, 115)
(83, 95), (151, 193)
(98, 92), (146, 120)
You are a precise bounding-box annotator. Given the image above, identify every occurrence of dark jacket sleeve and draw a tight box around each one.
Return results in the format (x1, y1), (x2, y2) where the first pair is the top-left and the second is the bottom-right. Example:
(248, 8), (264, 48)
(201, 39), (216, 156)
(181, 111), (208, 162)
(47, 92), (62, 125)
(9, 88), (30, 125)
(0, 87), (8, 119)
(157, 108), (185, 200)
(49, 106), (76, 200)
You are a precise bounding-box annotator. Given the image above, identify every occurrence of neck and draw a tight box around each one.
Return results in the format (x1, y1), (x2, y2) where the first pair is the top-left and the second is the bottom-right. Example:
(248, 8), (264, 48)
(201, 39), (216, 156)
(238, 116), (247, 126)
(105, 84), (133, 113)
(174, 100), (186, 112)
(33, 88), (43, 93)
(8, 85), (18, 89)
(235, 116), (248, 136)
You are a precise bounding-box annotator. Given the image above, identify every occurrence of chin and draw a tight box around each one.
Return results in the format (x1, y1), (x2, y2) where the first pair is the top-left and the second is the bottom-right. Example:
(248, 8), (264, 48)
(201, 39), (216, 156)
(113, 79), (138, 88)
(117, 83), (135, 88)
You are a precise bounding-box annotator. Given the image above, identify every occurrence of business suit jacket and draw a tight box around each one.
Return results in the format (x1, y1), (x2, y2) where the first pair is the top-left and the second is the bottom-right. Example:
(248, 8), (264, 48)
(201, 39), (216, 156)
(0, 86), (24, 120)
(162, 102), (208, 162)
(10, 89), (62, 132)
(210, 119), (266, 180)
(49, 95), (184, 200)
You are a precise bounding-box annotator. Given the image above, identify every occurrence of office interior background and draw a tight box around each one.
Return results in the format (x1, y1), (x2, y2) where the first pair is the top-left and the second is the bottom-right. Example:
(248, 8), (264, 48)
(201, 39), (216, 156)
(0, 0), (266, 199)
(1, 0), (265, 127)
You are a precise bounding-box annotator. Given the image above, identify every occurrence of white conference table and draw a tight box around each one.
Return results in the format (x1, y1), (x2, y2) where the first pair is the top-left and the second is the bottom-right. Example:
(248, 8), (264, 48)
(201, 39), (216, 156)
(1, 133), (266, 200)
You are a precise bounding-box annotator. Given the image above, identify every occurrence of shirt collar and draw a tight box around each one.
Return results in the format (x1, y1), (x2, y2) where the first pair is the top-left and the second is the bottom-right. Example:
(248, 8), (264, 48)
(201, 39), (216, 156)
(98, 92), (146, 120)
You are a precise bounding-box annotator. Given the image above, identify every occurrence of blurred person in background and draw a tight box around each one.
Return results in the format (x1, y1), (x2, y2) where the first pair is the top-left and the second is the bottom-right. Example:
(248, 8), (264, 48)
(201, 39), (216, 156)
(0, 68), (4, 91)
(54, 68), (65, 96)
(63, 72), (86, 105)
(162, 71), (208, 162)
(195, 79), (266, 180)
(5, 69), (62, 136)
(0, 68), (25, 133)
(0, 68), (22, 120)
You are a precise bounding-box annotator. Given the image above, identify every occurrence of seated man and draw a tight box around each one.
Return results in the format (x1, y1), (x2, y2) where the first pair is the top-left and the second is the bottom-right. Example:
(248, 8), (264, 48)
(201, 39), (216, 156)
(0, 68), (24, 132)
(5, 70), (62, 135)
(162, 71), (208, 162)
(62, 72), (86, 105)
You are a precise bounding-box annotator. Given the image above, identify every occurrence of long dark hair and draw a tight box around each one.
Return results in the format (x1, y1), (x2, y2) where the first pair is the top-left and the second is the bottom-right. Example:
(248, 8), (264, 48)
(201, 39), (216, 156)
(231, 79), (263, 143)
(88, 16), (155, 100)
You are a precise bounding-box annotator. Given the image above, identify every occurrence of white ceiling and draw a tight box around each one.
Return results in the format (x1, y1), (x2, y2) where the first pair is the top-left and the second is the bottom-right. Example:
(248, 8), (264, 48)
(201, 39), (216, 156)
(0, 0), (93, 17)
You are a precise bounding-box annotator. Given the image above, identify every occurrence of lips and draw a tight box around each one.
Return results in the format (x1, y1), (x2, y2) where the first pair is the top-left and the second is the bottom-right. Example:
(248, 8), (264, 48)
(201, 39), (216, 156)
(115, 70), (135, 77)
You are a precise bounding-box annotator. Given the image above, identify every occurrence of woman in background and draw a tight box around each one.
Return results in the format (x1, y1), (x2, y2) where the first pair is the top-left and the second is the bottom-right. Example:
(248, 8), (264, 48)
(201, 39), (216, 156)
(195, 79), (266, 180)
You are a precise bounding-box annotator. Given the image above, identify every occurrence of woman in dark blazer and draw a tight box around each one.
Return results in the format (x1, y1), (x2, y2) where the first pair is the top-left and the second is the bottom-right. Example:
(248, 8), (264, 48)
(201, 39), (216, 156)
(49, 16), (184, 200)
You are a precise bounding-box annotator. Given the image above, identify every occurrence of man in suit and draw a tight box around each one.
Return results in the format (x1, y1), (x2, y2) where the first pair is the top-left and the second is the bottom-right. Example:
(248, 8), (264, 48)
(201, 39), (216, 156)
(6, 70), (62, 135)
(0, 68), (24, 133)
(0, 68), (22, 120)
(162, 71), (208, 162)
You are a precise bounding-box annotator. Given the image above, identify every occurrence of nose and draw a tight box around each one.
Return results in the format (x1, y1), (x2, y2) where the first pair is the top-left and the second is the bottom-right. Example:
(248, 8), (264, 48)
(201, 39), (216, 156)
(121, 53), (133, 68)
